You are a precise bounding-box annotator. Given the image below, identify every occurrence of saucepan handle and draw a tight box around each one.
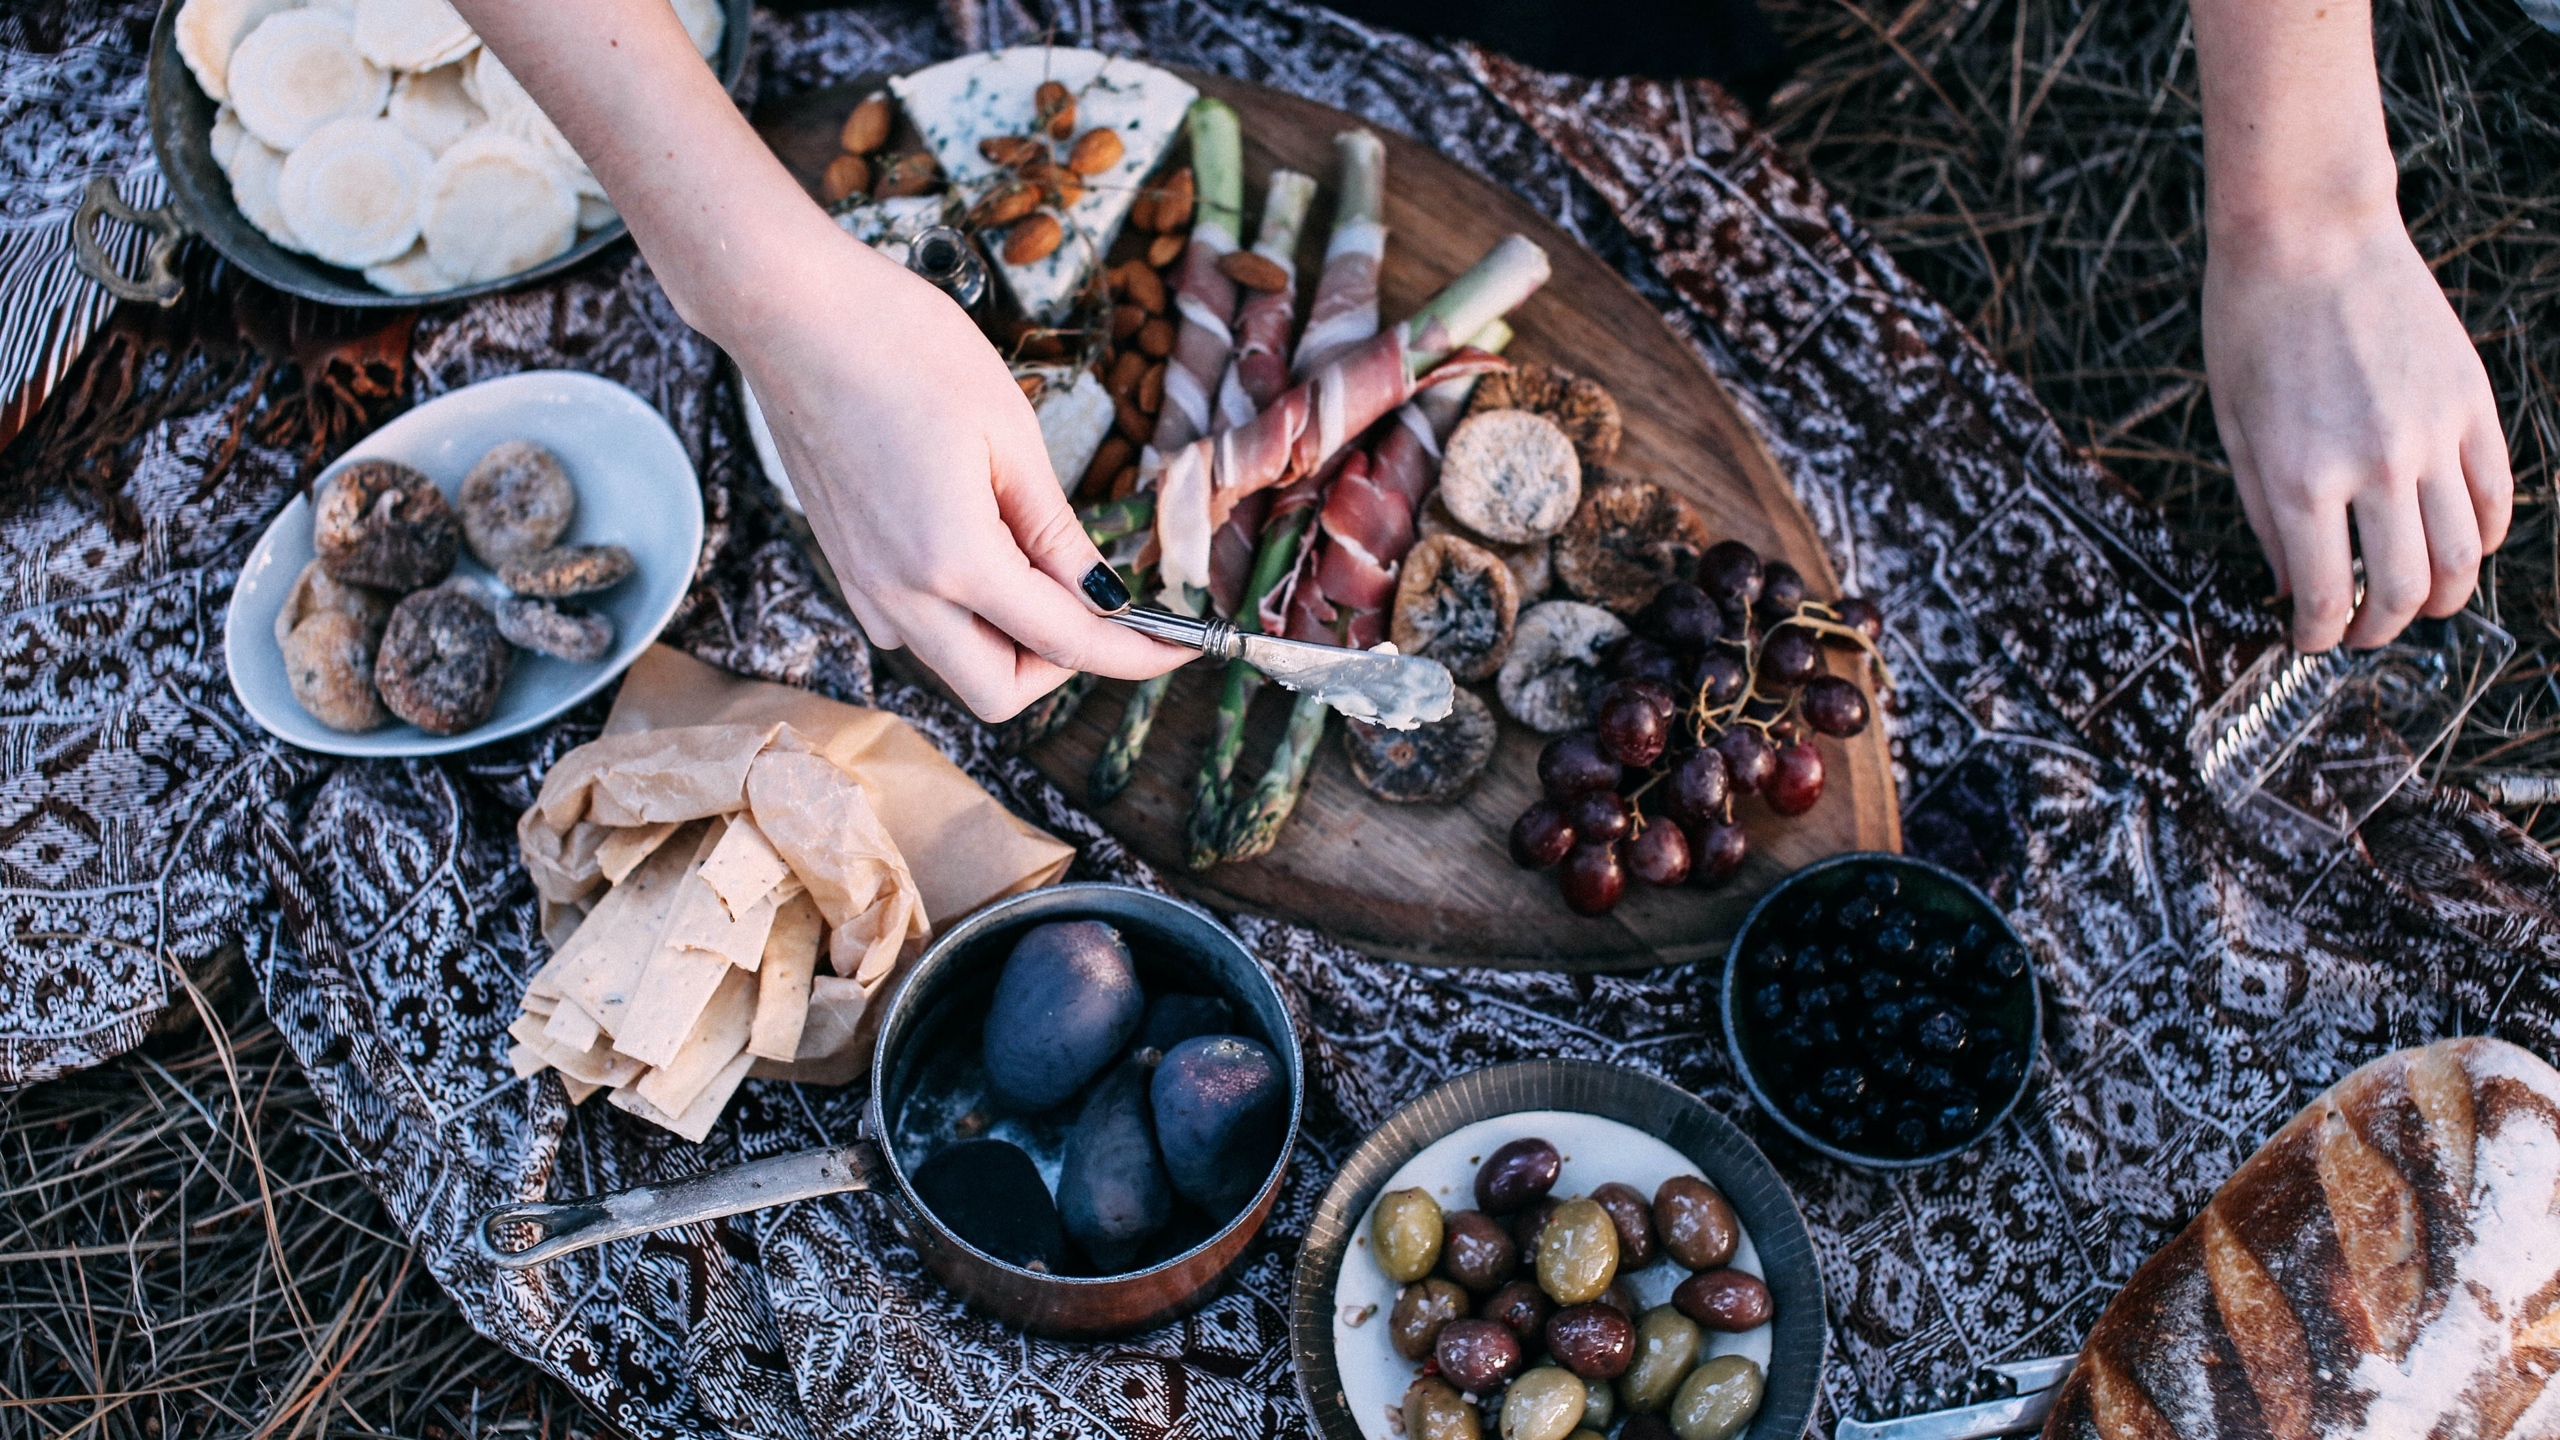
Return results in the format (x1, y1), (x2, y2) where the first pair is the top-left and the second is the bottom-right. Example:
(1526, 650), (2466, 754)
(474, 1142), (884, 1269)
(72, 175), (187, 308)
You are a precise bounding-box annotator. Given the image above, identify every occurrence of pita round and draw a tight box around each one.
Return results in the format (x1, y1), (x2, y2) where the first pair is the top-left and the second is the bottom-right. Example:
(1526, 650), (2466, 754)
(388, 62), (485, 155)
(279, 116), (433, 267)
(364, 240), (452, 296)
(225, 134), (302, 253)
(670, 0), (724, 58)
(227, 10), (390, 151)
(353, 0), (478, 72)
(174, 0), (297, 105)
(420, 130), (577, 285)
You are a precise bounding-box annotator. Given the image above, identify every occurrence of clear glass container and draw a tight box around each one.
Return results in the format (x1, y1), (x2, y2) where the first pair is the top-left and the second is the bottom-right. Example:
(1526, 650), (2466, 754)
(2188, 610), (2515, 854)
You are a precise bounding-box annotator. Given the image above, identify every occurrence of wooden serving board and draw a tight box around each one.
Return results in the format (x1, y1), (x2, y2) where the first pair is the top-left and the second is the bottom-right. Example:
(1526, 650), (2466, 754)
(756, 72), (1899, 972)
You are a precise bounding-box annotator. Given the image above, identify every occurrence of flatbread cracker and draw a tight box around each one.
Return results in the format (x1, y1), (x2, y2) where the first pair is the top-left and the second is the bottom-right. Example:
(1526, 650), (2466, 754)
(748, 891), (824, 1062)
(609, 1050), (753, 1144)
(632, 965), (755, 1118)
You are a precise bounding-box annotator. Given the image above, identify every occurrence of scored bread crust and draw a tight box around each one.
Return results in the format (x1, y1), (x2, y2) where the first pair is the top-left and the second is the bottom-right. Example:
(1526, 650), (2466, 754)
(2041, 1036), (2560, 1440)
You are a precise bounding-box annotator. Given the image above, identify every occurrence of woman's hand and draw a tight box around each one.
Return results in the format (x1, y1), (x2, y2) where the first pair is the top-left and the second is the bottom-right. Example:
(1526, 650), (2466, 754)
(2203, 213), (2512, 652)
(734, 234), (1189, 720)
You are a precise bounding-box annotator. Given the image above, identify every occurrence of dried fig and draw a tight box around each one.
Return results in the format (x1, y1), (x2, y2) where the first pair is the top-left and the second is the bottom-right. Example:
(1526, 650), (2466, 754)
(374, 582), (509, 735)
(1345, 688), (1497, 804)
(458, 440), (575, 568)
(497, 544), (636, 598)
(1552, 475), (1713, 615)
(1467, 363), (1622, 467)
(1497, 601), (1628, 734)
(1439, 410), (1581, 545)
(273, 558), (389, 649)
(495, 595), (614, 662)
(1420, 493), (1552, 600)
(311, 459), (460, 591)
(1392, 533), (1520, 683)
(281, 610), (388, 732)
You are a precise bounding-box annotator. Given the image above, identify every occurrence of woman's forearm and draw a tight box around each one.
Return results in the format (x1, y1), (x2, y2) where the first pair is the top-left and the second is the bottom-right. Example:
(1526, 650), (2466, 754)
(2193, 0), (2401, 263)
(446, 0), (893, 350)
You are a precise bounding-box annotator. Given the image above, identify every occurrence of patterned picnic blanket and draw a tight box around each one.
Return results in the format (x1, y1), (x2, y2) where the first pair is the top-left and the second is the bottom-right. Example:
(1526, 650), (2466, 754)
(7, 1), (2559, 1435)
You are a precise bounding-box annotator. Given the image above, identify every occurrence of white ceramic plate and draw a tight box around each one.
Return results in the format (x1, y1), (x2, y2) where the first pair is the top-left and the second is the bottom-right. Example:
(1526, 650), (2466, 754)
(226, 370), (702, 757)
(1331, 1111), (1773, 1439)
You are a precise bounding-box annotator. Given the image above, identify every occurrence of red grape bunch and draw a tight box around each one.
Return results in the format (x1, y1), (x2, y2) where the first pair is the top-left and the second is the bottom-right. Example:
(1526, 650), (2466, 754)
(1507, 540), (1887, 916)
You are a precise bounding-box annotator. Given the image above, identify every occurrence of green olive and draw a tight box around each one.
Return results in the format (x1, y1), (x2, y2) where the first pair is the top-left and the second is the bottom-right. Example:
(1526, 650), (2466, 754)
(1534, 1198), (1619, 1304)
(1499, 1366), (1586, 1440)
(1616, 1305), (1703, 1414)
(1577, 1373), (1616, 1432)
(1404, 1377), (1483, 1440)
(1374, 1187), (1446, 1283)
(1669, 1355), (1766, 1440)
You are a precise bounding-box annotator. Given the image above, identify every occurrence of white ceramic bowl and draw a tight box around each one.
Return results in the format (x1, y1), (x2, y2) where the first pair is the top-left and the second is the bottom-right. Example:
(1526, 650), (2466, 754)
(226, 370), (702, 757)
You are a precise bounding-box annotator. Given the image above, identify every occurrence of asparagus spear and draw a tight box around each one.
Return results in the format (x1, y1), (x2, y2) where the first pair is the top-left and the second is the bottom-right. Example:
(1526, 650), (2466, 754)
(1090, 100), (1246, 806)
(1220, 321), (1513, 864)
(1182, 139), (1384, 866)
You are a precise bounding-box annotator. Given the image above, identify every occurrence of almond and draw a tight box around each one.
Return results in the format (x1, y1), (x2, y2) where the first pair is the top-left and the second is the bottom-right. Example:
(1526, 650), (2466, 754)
(979, 134), (1043, 168)
(1110, 303), (1146, 341)
(1036, 81), (1075, 141)
(1145, 232), (1185, 269)
(1016, 374), (1045, 403)
(1016, 329), (1068, 362)
(819, 154), (870, 205)
(839, 94), (892, 155)
(1113, 261), (1167, 314)
(1110, 464), (1141, 499)
(1066, 127), (1124, 176)
(872, 151), (939, 198)
(968, 180), (1040, 228)
(1020, 161), (1083, 208)
(1084, 435), (1134, 492)
(1219, 251), (1289, 292)
(1114, 396), (1151, 445)
(1137, 361), (1166, 415)
(1150, 168), (1195, 231)
(1136, 316), (1175, 359)
(1129, 189), (1160, 234)
(1107, 348), (1146, 398)
(1002, 212), (1064, 265)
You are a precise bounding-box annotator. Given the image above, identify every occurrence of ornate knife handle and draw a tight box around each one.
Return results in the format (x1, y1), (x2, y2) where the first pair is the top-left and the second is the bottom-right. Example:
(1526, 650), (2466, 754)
(1107, 606), (1242, 660)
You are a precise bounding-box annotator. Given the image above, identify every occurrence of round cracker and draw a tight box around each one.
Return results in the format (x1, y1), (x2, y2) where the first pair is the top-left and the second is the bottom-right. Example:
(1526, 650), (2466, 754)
(174, 0), (298, 105)
(279, 116), (434, 268)
(210, 103), (245, 167)
(387, 62), (485, 155)
(352, 0), (479, 71)
(225, 134), (304, 252)
(419, 129), (577, 284)
(670, 0), (725, 57)
(227, 10), (389, 151)
(363, 240), (452, 296)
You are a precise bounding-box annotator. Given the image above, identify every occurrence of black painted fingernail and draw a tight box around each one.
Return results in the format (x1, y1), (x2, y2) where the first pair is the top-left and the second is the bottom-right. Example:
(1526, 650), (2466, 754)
(1080, 562), (1131, 613)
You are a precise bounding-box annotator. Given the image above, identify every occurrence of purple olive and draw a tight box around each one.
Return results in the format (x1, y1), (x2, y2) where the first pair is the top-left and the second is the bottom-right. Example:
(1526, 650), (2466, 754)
(1475, 1137), (1562, 1215)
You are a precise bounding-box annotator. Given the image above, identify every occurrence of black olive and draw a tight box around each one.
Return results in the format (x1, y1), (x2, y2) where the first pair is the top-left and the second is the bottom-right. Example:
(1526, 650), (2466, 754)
(1987, 943), (2030, 981)
(1923, 941), (1963, 982)
(1876, 1047), (1915, 1081)
(1798, 986), (1835, 1018)
(1831, 1109), (1869, 1142)
(1873, 920), (1916, 960)
(1752, 983), (1788, 1022)
(1809, 1017), (1845, 1051)
(1862, 869), (1901, 900)
(1915, 1008), (1969, 1056)
(1981, 1049), (2026, 1088)
(1915, 1063), (1958, 1095)
(1856, 1017), (1900, 1050)
(1856, 969), (1906, 1003)
(1790, 946), (1829, 982)
(1748, 943), (1789, 977)
(1833, 895), (1879, 933)
(1788, 1091), (1824, 1124)
(1817, 1066), (1865, 1107)
(1870, 999), (1908, 1031)
(1892, 1114), (1931, 1151)
(1960, 922), (1993, 952)
(1935, 1099), (1983, 1138)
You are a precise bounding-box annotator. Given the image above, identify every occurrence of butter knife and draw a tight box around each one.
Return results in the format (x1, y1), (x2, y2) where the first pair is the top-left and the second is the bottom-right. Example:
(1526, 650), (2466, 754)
(1106, 605), (1454, 731)
(1834, 1356), (2076, 1440)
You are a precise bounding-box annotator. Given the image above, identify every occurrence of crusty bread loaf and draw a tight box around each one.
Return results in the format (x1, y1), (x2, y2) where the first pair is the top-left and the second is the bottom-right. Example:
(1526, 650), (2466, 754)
(2041, 1036), (2560, 1440)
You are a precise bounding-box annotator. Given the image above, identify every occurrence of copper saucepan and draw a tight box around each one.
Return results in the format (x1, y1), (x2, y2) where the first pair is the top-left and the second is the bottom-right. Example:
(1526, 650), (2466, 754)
(472, 882), (1305, 1340)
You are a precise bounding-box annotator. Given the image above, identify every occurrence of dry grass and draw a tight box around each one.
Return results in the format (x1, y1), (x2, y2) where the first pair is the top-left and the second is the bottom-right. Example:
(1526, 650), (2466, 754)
(1757, 0), (2560, 840)
(0, 954), (599, 1440)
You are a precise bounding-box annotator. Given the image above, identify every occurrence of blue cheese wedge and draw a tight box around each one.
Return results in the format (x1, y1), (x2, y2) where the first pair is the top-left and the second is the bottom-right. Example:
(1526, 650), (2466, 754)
(890, 47), (1196, 323)
(1017, 363), (1117, 492)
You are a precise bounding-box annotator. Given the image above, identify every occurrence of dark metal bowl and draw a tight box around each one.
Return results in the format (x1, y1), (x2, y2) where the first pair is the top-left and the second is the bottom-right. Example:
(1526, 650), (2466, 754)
(99, 0), (751, 308)
(1291, 1060), (1826, 1440)
(1721, 851), (2041, 1169)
